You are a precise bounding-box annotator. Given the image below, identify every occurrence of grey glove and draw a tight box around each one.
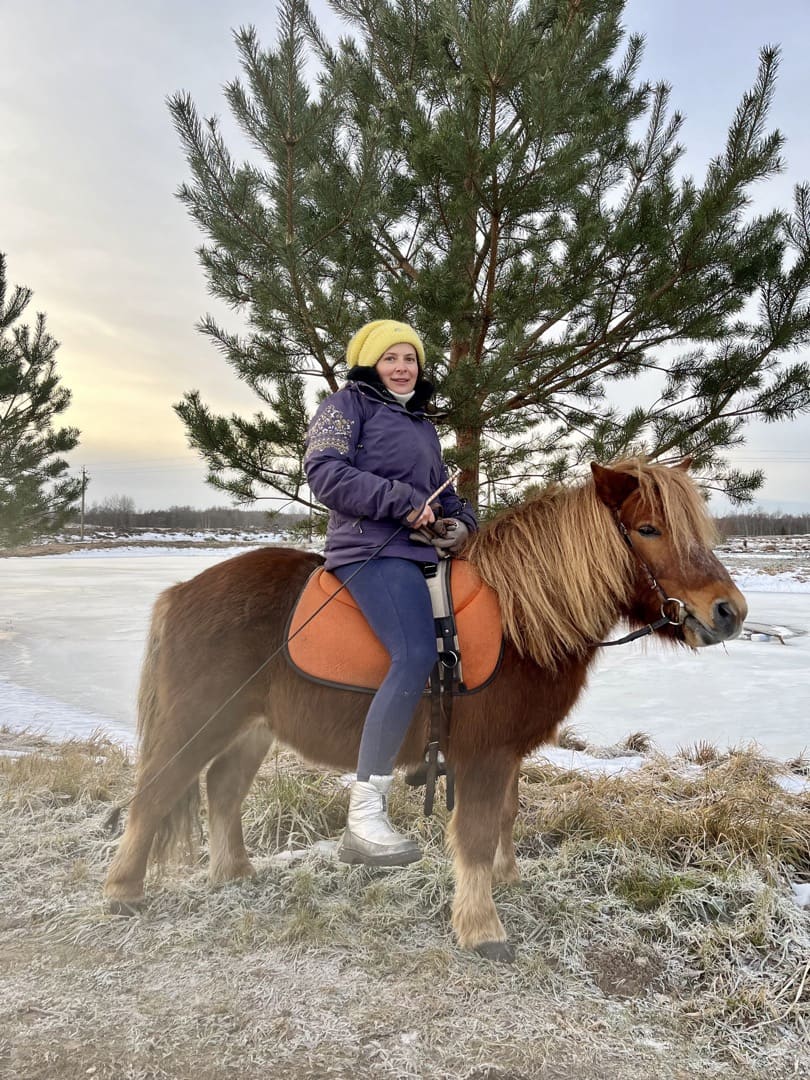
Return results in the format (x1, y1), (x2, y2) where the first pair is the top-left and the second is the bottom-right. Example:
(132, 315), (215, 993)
(410, 517), (469, 555)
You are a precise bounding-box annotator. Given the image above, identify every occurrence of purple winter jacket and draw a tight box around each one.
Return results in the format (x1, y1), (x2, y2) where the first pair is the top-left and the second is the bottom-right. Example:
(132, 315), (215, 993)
(304, 371), (477, 570)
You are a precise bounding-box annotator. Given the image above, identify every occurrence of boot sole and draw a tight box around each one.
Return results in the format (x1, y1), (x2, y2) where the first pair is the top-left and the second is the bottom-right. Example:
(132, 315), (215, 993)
(338, 846), (422, 867)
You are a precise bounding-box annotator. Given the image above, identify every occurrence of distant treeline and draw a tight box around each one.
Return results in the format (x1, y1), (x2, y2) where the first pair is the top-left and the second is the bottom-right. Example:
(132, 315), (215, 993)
(81, 501), (308, 532)
(77, 499), (809, 538)
(715, 511), (810, 537)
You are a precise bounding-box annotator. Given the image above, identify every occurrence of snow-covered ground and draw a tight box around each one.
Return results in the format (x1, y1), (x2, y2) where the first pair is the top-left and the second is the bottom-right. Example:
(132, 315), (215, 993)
(28, 526), (293, 546)
(1, 539), (809, 761)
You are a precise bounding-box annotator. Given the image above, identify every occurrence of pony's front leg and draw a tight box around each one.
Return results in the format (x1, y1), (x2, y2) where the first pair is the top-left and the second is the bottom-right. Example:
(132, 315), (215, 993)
(447, 752), (519, 962)
(492, 764), (521, 885)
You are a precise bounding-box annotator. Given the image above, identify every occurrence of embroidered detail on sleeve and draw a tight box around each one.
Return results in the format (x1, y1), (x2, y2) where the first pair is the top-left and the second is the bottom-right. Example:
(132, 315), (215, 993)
(305, 403), (355, 461)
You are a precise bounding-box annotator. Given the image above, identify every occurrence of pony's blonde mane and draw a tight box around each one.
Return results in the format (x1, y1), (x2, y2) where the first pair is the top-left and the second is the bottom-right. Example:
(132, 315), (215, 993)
(465, 459), (718, 671)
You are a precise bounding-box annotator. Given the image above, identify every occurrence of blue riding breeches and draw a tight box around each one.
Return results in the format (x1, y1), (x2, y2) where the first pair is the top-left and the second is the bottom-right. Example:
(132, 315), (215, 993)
(332, 557), (437, 781)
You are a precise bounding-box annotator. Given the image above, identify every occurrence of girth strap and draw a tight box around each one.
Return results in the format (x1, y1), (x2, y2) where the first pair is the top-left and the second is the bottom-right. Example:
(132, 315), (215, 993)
(422, 561), (459, 816)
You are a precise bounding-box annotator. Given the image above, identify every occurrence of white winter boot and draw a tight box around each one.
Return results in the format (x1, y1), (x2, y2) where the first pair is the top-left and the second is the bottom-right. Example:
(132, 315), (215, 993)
(338, 775), (421, 866)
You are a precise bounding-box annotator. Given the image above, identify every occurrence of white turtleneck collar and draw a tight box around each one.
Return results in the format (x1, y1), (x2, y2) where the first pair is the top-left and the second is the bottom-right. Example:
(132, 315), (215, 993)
(387, 388), (416, 405)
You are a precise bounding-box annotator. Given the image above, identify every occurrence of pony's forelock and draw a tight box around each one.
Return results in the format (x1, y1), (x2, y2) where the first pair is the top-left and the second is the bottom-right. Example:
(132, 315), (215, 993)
(630, 460), (719, 556)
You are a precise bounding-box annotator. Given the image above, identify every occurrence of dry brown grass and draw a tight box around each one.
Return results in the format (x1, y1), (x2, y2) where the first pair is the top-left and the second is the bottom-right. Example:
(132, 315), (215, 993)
(1, 732), (809, 1080)
(518, 749), (810, 878)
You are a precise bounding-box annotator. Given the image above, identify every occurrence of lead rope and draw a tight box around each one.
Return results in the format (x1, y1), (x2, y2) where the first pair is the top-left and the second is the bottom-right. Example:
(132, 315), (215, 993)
(596, 614), (672, 647)
(104, 527), (405, 832)
(105, 471), (462, 833)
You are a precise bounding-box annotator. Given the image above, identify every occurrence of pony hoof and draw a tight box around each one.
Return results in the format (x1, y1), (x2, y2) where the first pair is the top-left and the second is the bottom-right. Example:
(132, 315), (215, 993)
(210, 861), (256, 886)
(474, 940), (515, 963)
(105, 898), (144, 917)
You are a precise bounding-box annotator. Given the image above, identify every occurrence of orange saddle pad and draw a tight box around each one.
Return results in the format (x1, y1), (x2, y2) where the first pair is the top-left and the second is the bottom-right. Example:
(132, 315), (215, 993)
(286, 559), (503, 694)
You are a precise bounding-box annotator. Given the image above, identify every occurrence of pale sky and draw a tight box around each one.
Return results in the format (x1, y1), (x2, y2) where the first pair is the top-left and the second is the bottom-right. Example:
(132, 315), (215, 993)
(3, 1), (810, 512)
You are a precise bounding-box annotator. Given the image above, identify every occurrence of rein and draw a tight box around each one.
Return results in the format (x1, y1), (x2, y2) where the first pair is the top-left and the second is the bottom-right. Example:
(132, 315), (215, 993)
(596, 512), (689, 648)
(104, 527), (407, 831)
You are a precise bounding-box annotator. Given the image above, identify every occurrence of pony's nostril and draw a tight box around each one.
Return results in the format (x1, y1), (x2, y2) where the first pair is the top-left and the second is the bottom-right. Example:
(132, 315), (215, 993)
(713, 600), (739, 631)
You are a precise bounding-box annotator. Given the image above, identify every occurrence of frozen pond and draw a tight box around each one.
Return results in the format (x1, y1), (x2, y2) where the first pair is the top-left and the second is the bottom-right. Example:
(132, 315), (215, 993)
(1, 548), (809, 759)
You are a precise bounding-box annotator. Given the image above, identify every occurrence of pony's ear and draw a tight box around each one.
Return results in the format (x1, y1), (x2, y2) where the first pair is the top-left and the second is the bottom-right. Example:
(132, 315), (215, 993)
(673, 456), (693, 472)
(590, 462), (639, 510)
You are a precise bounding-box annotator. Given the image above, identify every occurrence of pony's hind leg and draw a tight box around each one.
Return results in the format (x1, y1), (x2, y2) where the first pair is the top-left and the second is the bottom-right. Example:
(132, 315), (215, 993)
(105, 767), (200, 909)
(447, 751), (520, 961)
(103, 707), (251, 908)
(492, 763), (521, 885)
(206, 719), (274, 885)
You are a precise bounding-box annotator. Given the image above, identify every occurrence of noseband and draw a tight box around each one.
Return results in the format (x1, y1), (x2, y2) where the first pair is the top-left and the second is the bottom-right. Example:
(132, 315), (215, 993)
(597, 512), (689, 648)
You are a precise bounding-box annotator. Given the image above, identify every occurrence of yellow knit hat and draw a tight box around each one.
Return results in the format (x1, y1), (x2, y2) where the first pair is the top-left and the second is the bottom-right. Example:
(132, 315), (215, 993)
(346, 319), (425, 369)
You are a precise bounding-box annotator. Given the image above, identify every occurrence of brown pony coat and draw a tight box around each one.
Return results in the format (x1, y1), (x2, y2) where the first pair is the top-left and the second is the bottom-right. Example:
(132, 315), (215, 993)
(103, 459), (746, 957)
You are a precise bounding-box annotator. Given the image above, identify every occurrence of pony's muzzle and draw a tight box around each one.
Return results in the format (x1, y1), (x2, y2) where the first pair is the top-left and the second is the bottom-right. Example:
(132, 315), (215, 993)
(684, 593), (747, 646)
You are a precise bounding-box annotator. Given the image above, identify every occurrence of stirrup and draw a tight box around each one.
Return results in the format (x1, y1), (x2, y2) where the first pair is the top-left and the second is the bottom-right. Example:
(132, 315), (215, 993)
(404, 752), (447, 788)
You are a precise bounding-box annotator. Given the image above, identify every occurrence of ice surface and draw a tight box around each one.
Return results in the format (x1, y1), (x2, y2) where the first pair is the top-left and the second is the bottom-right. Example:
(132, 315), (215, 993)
(566, 589), (810, 759)
(1, 549), (809, 760)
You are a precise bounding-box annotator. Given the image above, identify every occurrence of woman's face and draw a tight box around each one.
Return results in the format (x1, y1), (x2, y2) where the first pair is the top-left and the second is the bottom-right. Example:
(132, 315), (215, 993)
(375, 343), (420, 394)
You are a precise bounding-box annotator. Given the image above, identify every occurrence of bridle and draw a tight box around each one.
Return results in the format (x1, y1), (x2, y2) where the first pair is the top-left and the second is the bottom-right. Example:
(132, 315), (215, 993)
(597, 510), (690, 648)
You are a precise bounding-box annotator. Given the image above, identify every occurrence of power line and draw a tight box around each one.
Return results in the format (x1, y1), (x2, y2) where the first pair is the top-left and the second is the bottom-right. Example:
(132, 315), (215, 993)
(81, 463), (207, 474)
(75, 457), (204, 470)
(79, 449), (810, 470)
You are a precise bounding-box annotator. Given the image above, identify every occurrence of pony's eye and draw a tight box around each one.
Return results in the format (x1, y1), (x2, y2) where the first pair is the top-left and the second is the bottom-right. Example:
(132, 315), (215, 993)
(637, 524), (661, 537)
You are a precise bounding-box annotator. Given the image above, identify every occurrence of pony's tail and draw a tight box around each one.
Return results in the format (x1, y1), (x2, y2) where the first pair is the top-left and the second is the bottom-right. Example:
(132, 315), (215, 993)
(136, 592), (201, 867)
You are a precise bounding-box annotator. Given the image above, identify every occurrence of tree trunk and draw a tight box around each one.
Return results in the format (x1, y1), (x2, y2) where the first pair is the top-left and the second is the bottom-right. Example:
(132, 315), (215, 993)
(454, 426), (481, 509)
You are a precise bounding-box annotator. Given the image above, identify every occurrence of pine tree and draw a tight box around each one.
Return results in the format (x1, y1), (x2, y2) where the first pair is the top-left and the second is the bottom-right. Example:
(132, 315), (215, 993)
(170, 0), (810, 509)
(0, 254), (81, 546)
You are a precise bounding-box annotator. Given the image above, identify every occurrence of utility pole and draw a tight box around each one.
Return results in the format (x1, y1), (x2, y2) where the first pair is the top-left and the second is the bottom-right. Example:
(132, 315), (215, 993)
(80, 466), (88, 540)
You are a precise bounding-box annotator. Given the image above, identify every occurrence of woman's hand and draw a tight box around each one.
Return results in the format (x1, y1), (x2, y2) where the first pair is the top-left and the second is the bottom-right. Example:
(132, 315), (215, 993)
(426, 518), (469, 554)
(405, 502), (436, 529)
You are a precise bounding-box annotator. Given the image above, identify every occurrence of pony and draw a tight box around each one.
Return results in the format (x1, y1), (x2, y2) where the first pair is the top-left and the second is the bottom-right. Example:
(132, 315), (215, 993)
(103, 459), (747, 961)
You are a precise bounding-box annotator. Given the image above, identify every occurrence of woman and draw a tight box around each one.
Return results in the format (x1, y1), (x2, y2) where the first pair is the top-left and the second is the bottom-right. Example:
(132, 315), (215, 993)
(304, 319), (478, 866)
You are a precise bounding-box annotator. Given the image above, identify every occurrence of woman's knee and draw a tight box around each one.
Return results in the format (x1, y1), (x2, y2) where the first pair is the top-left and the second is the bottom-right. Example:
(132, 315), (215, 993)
(389, 640), (437, 682)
